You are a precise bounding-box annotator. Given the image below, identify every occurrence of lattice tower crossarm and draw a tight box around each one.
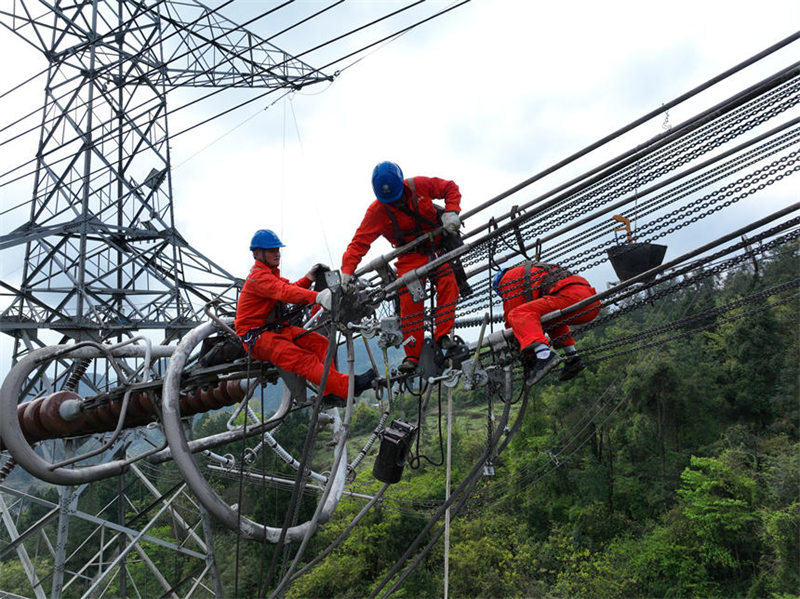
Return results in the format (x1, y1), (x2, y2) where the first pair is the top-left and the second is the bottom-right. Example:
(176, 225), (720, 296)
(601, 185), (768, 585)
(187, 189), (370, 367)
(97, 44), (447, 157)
(0, 0), (328, 372)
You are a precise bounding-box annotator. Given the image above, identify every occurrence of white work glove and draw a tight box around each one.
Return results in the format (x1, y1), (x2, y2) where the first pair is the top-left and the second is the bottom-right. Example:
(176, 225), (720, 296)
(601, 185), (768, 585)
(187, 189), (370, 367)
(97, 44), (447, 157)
(441, 211), (461, 234)
(305, 263), (330, 282)
(340, 272), (353, 290)
(315, 288), (332, 311)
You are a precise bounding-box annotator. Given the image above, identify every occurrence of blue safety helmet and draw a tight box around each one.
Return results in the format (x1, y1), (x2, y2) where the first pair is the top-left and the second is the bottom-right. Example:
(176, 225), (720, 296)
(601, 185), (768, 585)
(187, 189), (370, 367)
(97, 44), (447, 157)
(372, 161), (405, 203)
(492, 268), (509, 293)
(249, 229), (284, 250)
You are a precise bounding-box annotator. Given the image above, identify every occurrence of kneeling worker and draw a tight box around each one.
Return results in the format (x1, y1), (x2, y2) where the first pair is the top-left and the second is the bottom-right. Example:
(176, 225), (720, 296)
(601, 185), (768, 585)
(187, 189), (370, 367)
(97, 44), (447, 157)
(493, 261), (601, 384)
(235, 229), (375, 403)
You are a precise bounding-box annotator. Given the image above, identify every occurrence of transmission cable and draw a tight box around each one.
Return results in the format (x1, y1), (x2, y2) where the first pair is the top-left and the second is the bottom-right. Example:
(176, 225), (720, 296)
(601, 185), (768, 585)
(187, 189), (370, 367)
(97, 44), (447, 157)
(0, 1), (465, 193)
(0, 64), (49, 101)
(0, 0), (308, 182)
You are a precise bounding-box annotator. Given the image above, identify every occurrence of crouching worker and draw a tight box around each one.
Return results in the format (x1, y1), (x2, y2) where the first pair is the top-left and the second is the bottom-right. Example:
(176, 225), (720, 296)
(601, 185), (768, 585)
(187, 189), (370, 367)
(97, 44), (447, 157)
(341, 161), (463, 374)
(493, 261), (602, 385)
(235, 229), (375, 405)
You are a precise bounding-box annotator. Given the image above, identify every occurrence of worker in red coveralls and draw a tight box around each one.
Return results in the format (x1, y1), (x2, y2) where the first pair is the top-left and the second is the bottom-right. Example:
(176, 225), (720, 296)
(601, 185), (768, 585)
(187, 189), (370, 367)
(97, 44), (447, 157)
(493, 261), (602, 384)
(235, 229), (375, 405)
(340, 161), (462, 374)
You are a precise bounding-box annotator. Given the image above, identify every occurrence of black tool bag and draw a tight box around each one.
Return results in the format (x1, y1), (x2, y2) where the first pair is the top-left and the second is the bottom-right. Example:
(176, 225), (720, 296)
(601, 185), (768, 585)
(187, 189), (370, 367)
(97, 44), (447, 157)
(197, 334), (246, 367)
(438, 229), (472, 298)
(373, 419), (418, 484)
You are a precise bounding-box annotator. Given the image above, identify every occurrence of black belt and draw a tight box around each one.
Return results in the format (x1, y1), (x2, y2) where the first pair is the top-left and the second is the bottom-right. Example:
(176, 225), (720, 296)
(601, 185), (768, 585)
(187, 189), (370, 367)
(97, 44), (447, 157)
(242, 321), (284, 347)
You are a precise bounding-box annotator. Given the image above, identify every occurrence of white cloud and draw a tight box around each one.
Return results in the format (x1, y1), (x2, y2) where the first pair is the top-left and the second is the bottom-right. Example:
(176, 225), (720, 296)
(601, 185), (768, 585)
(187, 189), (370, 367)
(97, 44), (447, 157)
(1, 0), (798, 307)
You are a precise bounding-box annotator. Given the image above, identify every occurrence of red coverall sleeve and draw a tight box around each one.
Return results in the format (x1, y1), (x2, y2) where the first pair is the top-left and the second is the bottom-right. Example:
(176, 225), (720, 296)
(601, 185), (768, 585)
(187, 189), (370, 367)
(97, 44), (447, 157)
(341, 202), (386, 275)
(293, 275), (313, 289)
(414, 176), (461, 213)
(251, 270), (317, 304)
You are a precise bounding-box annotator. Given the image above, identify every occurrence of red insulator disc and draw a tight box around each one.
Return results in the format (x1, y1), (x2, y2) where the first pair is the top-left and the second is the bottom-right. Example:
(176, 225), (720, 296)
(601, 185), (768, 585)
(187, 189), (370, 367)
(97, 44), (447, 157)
(17, 403), (35, 445)
(125, 392), (151, 419)
(20, 398), (49, 441)
(106, 399), (122, 421)
(81, 407), (107, 433)
(136, 392), (156, 415)
(199, 385), (221, 410)
(125, 392), (156, 426)
(37, 391), (86, 436)
(92, 404), (119, 430)
(225, 380), (246, 404)
(213, 382), (234, 407)
(183, 388), (205, 415)
(178, 392), (191, 415)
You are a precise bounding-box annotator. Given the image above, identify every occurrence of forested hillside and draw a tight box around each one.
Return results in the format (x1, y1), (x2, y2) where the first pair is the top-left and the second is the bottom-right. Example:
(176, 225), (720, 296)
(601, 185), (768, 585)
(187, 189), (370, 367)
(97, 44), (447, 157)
(278, 243), (799, 598)
(4, 246), (794, 598)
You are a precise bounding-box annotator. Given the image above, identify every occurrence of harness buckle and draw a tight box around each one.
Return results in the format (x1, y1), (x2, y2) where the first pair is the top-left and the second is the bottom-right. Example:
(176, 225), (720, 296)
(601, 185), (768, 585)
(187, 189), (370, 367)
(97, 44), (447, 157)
(243, 329), (260, 349)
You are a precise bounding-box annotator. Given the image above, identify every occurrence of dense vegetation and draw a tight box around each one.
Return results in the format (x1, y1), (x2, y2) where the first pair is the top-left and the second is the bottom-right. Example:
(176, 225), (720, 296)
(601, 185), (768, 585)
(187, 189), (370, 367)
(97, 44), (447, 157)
(1, 245), (796, 598)
(283, 245), (798, 598)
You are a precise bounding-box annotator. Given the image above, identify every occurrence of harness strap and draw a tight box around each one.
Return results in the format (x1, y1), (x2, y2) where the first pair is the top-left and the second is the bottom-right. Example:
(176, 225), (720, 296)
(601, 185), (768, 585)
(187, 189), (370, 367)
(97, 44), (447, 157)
(383, 202), (406, 246)
(383, 178), (438, 250)
(523, 260), (533, 302)
(242, 301), (287, 346)
(532, 262), (574, 295)
(405, 179), (440, 227)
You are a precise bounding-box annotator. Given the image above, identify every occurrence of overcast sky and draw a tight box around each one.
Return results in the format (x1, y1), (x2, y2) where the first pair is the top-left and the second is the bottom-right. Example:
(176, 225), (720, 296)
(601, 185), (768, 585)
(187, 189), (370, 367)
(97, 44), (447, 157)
(160, 0), (799, 280)
(0, 0), (798, 359)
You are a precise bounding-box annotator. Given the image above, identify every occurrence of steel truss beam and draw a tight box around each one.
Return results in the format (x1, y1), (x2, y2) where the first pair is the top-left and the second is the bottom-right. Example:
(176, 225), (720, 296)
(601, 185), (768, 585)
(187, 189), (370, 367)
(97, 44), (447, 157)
(0, 464), (217, 599)
(0, 0), (326, 371)
(0, 5), (326, 595)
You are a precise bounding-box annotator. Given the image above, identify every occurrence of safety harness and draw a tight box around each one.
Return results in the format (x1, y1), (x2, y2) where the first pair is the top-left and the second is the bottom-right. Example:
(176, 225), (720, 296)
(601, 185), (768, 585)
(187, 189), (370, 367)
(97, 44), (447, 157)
(383, 179), (439, 251)
(520, 260), (575, 299)
(242, 301), (288, 347)
(382, 179), (472, 297)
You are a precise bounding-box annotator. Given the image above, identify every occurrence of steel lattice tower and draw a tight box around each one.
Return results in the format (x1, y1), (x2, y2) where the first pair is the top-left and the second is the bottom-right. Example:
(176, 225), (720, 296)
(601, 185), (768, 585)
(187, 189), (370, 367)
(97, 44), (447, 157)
(0, 2), (328, 597)
(0, 0), (327, 378)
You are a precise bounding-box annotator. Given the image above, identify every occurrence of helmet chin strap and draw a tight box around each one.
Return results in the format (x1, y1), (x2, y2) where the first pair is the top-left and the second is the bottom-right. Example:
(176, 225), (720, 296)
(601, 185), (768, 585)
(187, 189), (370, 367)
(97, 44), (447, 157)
(389, 187), (408, 205)
(254, 248), (280, 267)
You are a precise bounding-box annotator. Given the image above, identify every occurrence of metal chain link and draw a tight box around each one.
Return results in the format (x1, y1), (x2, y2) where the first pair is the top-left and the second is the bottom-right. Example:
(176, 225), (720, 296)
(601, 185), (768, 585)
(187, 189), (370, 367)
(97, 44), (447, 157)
(461, 76), (800, 270)
(583, 288), (800, 366)
(545, 125), (800, 264)
(580, 278), (800, 357)
(373, 77), (800, 340)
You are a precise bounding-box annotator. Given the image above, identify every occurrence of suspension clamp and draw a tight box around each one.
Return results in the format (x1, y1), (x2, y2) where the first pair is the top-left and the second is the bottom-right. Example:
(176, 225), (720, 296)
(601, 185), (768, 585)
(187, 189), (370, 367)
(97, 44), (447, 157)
(378, 316), (405, 349)
(349, 316), (380, 338)
(398, 271), (426, 302)
(441, 368), (461, 389)
(461, 358), (489, 390)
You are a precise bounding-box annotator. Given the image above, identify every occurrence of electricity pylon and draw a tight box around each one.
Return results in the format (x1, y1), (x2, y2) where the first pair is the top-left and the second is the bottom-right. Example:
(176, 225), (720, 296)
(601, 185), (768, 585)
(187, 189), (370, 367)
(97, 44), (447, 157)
(0, 2), (328, 597)
(0, 0), (327, 376)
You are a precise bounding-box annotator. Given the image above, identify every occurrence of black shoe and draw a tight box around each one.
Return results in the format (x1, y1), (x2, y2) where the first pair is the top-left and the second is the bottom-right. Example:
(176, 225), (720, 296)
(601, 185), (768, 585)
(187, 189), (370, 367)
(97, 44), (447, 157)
(321, 394), (346, 408)
(558, 355), (585, 381)
(519, 350), (537, 370)
(437, 334), (455, 351)
(354, 368), (376, 396)
(525, 352), (561, 386)
(397, 357), (418, 375)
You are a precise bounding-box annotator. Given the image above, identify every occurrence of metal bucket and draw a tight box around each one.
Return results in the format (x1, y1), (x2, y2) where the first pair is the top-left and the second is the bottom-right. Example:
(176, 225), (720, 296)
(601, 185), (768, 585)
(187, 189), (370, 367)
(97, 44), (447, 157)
(606, 242), (667, 282)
